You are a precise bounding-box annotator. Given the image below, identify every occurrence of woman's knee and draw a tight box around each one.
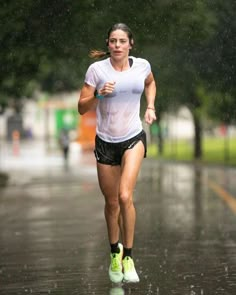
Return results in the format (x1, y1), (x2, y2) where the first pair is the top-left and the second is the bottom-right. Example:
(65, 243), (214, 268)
(105, 199), (120, 214)
(119, 190), (133, 207)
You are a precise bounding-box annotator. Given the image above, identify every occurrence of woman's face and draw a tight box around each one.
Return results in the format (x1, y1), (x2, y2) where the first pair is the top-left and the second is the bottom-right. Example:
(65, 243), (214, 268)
(107, 29), (132, 61)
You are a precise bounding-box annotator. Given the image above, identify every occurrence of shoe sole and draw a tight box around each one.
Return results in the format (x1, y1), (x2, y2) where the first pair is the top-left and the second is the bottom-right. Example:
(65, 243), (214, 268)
(123, 278), (140, 283)
(109, 269), (124, 283)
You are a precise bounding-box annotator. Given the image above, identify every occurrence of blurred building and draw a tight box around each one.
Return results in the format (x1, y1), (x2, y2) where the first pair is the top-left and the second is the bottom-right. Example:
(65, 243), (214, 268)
(162, 107), (194, 139)
(0, 92), (79, 141)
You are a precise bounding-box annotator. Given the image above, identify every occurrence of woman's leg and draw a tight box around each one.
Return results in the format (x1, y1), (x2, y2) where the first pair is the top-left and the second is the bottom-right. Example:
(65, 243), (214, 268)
(96, 163), (121, 244)
(119, 140), (145, 249)
(97, 163), (126, 283)
(118, 140), (144, 283)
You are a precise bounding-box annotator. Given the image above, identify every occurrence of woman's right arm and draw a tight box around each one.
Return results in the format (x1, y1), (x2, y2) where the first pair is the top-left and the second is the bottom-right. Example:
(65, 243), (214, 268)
(78, 83), (98, 115)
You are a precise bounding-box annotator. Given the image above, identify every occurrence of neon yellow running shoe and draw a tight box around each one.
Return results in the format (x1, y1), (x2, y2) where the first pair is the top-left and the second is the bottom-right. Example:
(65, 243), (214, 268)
(122, 256), (140, 283)
(108, 243), (123, 283)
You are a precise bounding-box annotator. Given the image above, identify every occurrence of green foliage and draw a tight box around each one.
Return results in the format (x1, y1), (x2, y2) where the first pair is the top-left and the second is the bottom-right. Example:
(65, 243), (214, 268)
(207, 92), (235, 124)
(0, 0), (235, 127)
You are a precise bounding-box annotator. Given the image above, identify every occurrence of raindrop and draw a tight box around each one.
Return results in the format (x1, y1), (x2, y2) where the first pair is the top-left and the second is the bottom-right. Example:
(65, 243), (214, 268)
(99, 264), (104, 270)
(148, 282), (153, 292)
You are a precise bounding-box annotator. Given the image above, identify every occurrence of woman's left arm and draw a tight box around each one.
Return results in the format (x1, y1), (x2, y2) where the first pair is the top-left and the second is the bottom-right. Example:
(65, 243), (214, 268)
(144, 72), (157, 125)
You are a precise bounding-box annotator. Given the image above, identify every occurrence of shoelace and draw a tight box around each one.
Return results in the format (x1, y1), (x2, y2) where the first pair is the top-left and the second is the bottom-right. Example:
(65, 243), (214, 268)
(123, 257), (133, 271)
(111, 254), (121, 271)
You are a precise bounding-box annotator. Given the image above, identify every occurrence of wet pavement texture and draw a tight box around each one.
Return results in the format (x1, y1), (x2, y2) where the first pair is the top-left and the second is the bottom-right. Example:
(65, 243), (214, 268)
(0, 140), (236, 294)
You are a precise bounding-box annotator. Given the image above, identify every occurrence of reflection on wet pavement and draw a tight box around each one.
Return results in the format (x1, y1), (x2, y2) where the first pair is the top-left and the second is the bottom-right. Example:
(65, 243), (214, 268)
(0, 143), (236, 294)
(137, 160), (236, 294)
(109, 287), (124, 295)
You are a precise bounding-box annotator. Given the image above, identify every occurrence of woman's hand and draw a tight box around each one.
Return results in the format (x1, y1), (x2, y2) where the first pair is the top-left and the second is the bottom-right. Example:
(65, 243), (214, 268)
(144, 108), (157, 125)
(98, 81), (116, 96)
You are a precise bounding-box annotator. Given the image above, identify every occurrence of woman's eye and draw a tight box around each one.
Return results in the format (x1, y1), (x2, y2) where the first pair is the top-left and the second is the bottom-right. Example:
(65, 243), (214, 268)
(109, 39), (127, 44)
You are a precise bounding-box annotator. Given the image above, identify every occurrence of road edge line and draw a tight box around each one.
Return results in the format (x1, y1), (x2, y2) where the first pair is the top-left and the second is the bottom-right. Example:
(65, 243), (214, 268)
(207, 179), (236, 214)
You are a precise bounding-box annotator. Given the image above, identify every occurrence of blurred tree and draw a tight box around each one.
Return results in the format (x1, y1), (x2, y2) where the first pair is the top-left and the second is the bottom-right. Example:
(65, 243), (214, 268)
(201, 0), (236, 124)
(192, 0), (236, 158)
(139, 0), (217, 158)
(0, 0), (104, 107)
(142, 0), (235, 159)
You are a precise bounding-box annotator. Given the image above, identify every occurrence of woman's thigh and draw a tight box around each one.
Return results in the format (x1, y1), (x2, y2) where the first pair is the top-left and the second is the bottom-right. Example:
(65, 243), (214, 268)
(120, 140), (145, 193)
(97, 163), (121, 203)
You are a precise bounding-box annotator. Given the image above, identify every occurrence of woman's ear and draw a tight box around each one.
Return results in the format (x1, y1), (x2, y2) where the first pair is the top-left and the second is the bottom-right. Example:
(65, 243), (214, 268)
(106, 39), (109, 46)
(130, 38), (134, 48)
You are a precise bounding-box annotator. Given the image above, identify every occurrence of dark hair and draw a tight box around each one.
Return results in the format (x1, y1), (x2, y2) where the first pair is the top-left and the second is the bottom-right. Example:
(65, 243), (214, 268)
(107, 23), (133, 46)
(89, 23), (134, 59)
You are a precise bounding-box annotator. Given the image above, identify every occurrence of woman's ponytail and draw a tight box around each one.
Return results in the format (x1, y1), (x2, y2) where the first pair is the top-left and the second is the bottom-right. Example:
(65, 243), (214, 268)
(89, 49), (110, 59)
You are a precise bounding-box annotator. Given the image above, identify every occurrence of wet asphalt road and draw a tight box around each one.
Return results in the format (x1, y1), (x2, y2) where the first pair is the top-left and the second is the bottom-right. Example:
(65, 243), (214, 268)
(0, 140), (236, 294)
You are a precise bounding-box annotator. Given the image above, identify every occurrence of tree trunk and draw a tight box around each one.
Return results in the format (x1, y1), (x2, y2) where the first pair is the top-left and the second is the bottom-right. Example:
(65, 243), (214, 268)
(223, 125), (229, 163)
(157, 116), (163, 155)
(192, 110), (202, 160)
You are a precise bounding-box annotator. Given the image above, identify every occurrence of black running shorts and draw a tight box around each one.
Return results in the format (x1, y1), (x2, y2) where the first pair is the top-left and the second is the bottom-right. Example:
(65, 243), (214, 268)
(94, 130), (147, 165)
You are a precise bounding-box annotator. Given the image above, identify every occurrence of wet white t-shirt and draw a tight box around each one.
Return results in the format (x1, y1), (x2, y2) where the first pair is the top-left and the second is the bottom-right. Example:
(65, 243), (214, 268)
(85, 56), (151, 142)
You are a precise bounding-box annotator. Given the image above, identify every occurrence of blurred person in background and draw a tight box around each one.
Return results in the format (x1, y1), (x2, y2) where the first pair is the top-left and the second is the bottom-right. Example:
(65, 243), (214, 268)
(59, 128), (70, 163)
(78, 23), (157, 283)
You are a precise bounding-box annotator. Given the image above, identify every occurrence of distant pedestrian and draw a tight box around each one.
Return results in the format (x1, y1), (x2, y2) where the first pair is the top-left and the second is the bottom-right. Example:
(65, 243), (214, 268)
(78, 23), (157, 283)
(59, 129), (70, 161)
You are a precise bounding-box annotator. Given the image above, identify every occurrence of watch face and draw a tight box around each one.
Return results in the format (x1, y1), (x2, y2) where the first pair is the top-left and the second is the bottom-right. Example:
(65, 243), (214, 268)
(96, 94), (104, 99)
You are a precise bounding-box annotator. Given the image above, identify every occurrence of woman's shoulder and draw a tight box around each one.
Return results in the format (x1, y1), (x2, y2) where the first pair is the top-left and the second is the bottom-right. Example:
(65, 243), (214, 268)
(130, 56), (150, 66)
(89, 58), (109, 69)
(130, 56), (151, 72)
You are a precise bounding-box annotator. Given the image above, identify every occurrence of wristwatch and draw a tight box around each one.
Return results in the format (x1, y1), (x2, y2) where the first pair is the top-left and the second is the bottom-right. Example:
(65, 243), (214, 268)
(95, 90), (104, 100)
